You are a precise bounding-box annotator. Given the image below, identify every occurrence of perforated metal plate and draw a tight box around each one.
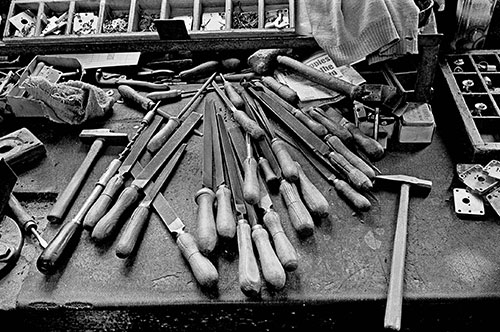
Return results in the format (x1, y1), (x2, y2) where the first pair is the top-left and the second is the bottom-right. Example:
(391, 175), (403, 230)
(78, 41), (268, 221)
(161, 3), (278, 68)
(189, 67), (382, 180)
(458, 164), (498, 195)
(485, 186), (500, 218)
(484, 160), (500, 180)
(453, 188), (485, 217)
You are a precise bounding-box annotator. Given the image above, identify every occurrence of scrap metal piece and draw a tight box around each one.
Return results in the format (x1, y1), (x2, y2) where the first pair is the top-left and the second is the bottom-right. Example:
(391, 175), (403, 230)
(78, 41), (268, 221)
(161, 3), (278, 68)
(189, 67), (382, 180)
(453, 188), (485, 217)
(458, 164), (498, 195)
(485, 186), (500, 218)
(484, 160), (500, 180)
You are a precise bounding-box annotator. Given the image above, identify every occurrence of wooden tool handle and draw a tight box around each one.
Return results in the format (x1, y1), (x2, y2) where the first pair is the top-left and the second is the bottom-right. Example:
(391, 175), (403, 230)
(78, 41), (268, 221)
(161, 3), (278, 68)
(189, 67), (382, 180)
(115, 205), (150, 258)
(258, 157), (280, 190)
(237, 220), (262, 297)
(223, 81), (245, 109)
(384, 183), (410, 331)
(232, 110), (266, 141)
(118, 85), (154, 112)
(215, 185), (236, 240)
(290, 108), (328, 137)
(306, 108), (352, 143)
(262, 209), (298, 271)
(271, 138), (298, 182)
(243, 157), (260, 205)
(36, 220), (82, 274)
(326, 135), (376, 179)
(328, 152), (373, 192)
(276, 55), (364, 100)
(147, 118), (181, 153)
(8, 194), (32, 229)
(177, 232), (219, 288)
(333, 179), (371, 212)
(47, 138), (105, 223)
(91, 186), (141, 241)
(344, 122), (385, 161)
(261, 76), (299, 104)
(296, 163), (329, 218)
(178, 60), (219, 80)
(194, 187), (217, 255)
(279, 180), (314, 237)
(84, 173), (126, 230)
(251, 224), (286, 290)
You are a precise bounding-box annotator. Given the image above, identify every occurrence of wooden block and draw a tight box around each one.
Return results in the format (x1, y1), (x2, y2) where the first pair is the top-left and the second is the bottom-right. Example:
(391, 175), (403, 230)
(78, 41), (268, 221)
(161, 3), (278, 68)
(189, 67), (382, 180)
(0, 128), (46, 172)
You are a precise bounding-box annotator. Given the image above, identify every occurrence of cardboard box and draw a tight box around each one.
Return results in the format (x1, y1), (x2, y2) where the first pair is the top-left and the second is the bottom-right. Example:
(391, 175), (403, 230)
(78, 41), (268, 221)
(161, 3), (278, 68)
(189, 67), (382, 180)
(5, 55), (83, 121)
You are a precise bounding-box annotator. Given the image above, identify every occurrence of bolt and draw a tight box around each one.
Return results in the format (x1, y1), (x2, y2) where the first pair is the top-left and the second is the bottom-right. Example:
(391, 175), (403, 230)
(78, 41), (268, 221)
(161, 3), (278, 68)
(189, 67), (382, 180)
(474, 103), (487, 116)
(0, 242), (12, 260)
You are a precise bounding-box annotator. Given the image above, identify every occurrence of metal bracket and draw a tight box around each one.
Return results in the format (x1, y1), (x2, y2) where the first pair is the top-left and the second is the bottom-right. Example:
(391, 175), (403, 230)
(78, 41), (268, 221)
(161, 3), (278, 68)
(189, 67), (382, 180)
(484, 160), (500, 180)
(485, 186), (500, 218)
(458, 164), (498, 195)
(453, 188), (485, 217)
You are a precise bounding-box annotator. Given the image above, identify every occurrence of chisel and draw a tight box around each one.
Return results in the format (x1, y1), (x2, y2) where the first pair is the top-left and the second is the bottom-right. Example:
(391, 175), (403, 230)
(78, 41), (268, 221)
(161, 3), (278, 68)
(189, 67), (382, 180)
(275, 129), (371, 212)
(115, 143), (187, 258)
(195, 100), (217, 255)
(147, 72), (216, 153)
(211, 101), (236, 240)
(211, 80), (265, 141)
(222, 115), (286, 289)
(92, 111), (202, 241)
(120, 146), (218, 288)
(217, 113), (261, 297)
(247, 82), (372, 192)
(83, 115), (163, 230)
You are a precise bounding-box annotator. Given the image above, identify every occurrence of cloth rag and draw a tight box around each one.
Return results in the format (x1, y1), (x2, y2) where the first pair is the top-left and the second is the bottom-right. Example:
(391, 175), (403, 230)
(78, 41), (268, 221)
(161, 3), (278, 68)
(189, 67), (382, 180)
(304, 0), (420, 66)
(24, 76), (114, 125)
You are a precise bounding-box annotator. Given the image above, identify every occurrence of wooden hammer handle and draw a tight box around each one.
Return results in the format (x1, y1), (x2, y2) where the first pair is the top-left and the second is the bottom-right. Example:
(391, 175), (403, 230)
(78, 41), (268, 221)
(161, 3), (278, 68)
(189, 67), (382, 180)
(47, 138), (105, 223)
(276, 55), (365, 100)
(384, 183), (411, 331)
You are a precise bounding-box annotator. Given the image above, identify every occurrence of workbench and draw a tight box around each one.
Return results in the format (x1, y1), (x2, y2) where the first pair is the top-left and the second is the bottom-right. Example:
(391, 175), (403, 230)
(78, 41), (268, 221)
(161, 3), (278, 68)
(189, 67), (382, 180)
(0, 79), (499, 331)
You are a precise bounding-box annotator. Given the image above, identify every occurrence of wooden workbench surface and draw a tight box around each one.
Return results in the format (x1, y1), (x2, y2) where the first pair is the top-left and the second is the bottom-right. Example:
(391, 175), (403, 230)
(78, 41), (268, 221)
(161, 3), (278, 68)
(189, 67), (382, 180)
(1, 86), (500, 331)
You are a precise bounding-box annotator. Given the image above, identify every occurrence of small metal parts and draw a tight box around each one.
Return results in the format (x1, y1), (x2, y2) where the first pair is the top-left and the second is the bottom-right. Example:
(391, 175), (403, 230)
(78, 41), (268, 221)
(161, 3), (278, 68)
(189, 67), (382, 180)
(462, 79), (474, 92)
(9, 10), (36, 37)
(453, 188), (485, 218)
(102, 14), (129, 34)
(473, 102), (487, 116)
(453, 58), (465, 72)
(458, 164), (498, 195)
(478, 61), (497, 72)
(264, 9), (289, 29)
(73, 12), (98, 35)
(484, 160), (500, 180)
(41, 12), (68, 36)
(485, 186), (500, 218)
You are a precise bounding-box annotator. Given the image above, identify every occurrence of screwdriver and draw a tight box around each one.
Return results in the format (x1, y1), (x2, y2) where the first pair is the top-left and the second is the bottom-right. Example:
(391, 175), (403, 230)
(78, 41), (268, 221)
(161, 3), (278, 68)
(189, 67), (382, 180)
(8, 194), (47, 248)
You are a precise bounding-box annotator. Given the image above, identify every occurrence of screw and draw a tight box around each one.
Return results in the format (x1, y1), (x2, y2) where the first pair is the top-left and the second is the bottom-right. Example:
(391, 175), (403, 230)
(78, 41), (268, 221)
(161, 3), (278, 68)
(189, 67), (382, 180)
(474, 103), (487, 116)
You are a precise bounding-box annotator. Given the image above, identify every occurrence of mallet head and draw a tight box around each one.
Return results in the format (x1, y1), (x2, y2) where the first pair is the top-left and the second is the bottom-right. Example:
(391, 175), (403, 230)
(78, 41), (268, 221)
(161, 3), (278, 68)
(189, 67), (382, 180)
(247, 48), (288, 75)
(374, 174), (432, 196)
(79, 129), (129, 145)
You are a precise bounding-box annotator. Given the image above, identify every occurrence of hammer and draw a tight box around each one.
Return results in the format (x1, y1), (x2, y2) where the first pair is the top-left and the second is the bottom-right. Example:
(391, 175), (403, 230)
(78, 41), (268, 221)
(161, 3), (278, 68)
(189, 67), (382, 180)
(47, 129), (129, 223)
(374, 174), (432, 331)
(247, 49), (368, 101)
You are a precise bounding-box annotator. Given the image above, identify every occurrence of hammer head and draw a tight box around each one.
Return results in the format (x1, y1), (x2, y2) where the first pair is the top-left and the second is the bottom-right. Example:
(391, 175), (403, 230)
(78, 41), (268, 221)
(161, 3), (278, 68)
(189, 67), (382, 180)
(247, 48), (287, 75)
(374, 174), (432, 196)
(79, 129), (129, 145)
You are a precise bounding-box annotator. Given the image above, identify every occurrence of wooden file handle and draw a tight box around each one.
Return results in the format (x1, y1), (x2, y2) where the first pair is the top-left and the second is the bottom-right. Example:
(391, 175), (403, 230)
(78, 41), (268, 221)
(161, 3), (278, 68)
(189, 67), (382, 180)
(279, 180), (314, 237)
(271, 138), (298, 182)
(296, 163), (329, 218)
(252, 224), (286, 290)
(333, 179), (371, 212)
(326, 135), (376, 180)
(237, 220), (262, 297)
(215, 185), (236, 240)
(194, 187), (217, 255)
(262, 209), (298, 271)
(243, 157), (260, 205)
(147, 117), (181, 153)
(177, 232), (219, 288)
(328, 152), (373, 192)
(115, 204), (150, 258)
(91, 185), (141, 241)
